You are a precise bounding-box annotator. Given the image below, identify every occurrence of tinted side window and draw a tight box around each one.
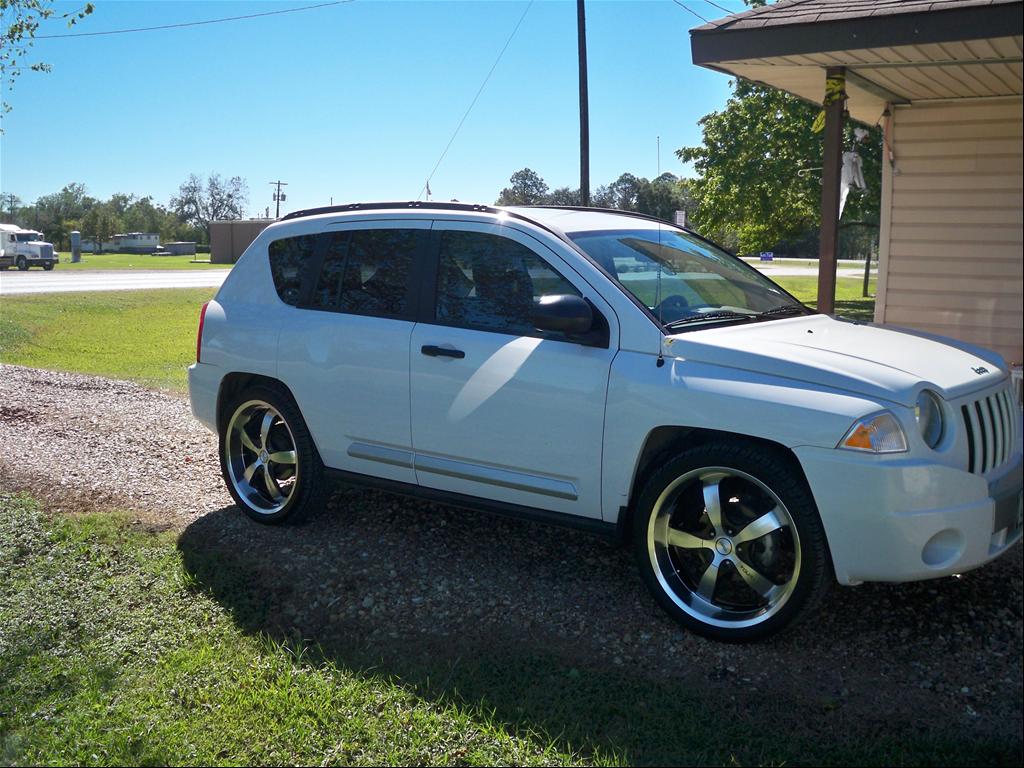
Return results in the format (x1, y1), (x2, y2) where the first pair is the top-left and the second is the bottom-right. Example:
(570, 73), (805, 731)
(435, 231), (581, 338)
(309, 233), (350, 311)
(268, 234), (318, 306)
(310, 229), (418, 319)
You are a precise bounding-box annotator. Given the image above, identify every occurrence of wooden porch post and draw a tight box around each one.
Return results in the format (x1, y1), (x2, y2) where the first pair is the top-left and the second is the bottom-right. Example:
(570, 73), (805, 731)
(817, 66), (846, 315)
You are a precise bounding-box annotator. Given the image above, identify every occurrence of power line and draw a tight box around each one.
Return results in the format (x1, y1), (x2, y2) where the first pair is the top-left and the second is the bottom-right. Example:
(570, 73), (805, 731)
(35, 1), (354, 39)
(417, 1), (534, 202)
(703, 1), (735, 15)
(671, 1), (709, 24)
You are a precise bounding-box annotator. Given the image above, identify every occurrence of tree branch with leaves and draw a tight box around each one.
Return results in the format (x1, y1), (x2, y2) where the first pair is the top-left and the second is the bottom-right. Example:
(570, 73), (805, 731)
(1, 1), (93, 118)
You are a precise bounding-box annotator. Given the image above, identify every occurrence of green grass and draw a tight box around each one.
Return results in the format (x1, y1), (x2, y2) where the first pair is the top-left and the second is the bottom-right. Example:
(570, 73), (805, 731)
(2, 492), (1014, 767)
(52, 252), (224, 270)
(0, 493), (602, 766)
(0, 288), (214, 391)
(777, 275), (877, 321)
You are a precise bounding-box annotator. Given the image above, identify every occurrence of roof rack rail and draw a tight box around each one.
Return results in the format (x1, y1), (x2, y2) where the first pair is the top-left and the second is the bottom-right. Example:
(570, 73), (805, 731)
(280, 200), (500, 221)
(518, 204), (684, 229)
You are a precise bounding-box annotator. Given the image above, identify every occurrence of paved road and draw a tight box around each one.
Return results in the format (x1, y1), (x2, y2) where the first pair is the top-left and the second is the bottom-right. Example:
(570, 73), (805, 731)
(0, 269), (231, 296)
(754, 265), (876, 277)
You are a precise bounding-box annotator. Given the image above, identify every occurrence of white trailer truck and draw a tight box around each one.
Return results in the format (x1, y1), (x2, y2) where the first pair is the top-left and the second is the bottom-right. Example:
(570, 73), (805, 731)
(0, 224), (59, 270)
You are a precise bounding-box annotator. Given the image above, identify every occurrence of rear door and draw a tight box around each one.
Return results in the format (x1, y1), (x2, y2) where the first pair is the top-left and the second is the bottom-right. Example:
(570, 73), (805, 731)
(408, 221), (617, 519)
(276, 220), (430, 482)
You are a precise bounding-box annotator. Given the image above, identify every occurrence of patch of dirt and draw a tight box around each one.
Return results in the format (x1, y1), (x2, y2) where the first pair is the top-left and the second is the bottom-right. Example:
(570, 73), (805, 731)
(0, 404), (40, 425)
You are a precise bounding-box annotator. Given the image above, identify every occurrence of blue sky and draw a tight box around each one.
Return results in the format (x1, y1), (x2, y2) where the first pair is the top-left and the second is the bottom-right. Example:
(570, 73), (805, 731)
(1, 0), (742, 215)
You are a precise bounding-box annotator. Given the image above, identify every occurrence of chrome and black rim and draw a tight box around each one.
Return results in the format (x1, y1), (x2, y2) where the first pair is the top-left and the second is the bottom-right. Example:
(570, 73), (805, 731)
(648, 467), (801, 629)
(225, 400), (298, 514)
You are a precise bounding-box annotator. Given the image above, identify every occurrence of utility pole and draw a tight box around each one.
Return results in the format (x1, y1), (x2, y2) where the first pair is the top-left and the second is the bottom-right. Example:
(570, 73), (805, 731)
(269, 180), (289, 218)
(577, 0), (590, 206)
(3, 193), (17, 222)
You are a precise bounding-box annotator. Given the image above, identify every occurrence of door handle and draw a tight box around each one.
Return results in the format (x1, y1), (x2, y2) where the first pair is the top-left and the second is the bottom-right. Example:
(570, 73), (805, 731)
(421, 344), (465, 359)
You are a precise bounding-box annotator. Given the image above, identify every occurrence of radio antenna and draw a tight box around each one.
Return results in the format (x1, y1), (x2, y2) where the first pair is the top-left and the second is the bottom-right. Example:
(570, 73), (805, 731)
(655, 217), (665, 367)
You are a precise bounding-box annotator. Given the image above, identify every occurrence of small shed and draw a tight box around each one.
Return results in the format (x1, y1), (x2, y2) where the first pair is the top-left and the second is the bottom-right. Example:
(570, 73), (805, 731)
(209, 219), (273, 265)
(163, 242), (196, 256)
(690, 0), (1023, 367)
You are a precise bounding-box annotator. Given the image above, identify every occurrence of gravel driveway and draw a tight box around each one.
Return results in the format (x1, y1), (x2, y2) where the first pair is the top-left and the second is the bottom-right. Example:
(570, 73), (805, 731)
(1, 363), (1021, 759)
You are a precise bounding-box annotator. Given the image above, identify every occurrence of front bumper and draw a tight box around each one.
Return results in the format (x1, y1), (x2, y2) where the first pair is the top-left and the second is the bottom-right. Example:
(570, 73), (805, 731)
(795, 445), (1023, 585)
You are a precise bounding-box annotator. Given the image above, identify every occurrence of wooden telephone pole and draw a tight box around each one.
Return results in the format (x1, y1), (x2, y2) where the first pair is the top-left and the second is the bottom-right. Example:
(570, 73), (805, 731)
(269, 180), (289, 219)
(578, 0), (590, 206)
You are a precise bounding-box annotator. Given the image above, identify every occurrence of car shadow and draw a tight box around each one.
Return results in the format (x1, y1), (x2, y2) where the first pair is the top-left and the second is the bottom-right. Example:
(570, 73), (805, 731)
(177, 485), (1022, 765)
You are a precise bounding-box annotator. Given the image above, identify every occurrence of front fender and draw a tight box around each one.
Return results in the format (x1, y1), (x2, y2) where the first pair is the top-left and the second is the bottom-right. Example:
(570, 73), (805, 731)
(602, 351), (889, 523)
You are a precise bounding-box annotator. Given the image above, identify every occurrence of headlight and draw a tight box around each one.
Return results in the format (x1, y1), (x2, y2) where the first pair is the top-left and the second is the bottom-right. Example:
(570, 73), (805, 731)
(838, 411), (908, 453)
(915, 390), (944, 449)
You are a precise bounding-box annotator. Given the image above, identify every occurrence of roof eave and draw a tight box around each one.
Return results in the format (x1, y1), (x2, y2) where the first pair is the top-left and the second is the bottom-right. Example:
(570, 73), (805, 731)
(691, 3), (1023, 66)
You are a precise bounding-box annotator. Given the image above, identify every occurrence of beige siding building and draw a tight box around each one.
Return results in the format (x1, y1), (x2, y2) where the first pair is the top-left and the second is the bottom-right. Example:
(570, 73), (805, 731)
(691, 0), (1023, 368)
(878, 97), (1022, 362)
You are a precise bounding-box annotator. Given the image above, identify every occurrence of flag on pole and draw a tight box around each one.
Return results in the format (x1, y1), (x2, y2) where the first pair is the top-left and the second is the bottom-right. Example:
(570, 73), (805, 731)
(425, 180), (432, 200)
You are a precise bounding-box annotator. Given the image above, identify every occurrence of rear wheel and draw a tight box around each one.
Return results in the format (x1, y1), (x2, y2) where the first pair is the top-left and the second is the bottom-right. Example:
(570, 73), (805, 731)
(219, 384), (326, 524)
(633, 442), (831, 641)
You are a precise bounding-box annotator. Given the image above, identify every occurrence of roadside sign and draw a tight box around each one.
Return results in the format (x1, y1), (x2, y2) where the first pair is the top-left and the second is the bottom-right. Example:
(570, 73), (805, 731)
(760, 251), (774, 261)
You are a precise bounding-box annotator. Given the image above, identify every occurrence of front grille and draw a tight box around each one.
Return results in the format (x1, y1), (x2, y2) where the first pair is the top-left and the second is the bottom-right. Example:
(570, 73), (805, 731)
(40, 244), (53, 259)
(961, 386), (1018, 474)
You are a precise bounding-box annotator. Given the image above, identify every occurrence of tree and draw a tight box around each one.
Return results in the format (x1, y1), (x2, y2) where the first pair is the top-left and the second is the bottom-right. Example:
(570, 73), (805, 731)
(81, 204), (121, 253)
(1, 1), (93, 118)
(546, 186), (581, 206)
(677, 80), (881, 255)
(23, 182), (97, 248)
(605, 173), (643, 211)
(171, 173), (249, 241)
(635, 173), (695, 223)
(495, 168), (549, 205)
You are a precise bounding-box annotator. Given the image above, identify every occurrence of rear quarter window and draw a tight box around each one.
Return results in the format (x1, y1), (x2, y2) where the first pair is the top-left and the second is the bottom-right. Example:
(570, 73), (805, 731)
(268, 235), (318, 305)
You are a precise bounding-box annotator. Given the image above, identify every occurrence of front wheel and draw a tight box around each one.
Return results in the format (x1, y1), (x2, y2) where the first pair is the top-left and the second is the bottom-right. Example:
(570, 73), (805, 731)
(633, 442), (832, 641)
(16, 256), (28, 271)
(219, 383), (326, 524)
(43, 263), (55, 271)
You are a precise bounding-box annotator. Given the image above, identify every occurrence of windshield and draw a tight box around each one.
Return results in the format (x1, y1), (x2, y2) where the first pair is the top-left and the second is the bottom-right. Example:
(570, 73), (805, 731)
(14, 232), (42, 242)
(568, 228), (806, 329)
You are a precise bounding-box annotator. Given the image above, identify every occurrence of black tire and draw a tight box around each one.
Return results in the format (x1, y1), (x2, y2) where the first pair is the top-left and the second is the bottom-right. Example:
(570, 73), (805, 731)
(219, 382), (326, 525)
(16, 256), (28, 271)
(632, 441), (832, 642)
(43, 263), (55, 271)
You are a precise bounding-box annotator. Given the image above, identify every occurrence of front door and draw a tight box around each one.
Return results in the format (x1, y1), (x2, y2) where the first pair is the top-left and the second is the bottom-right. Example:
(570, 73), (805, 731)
(409, 222), (617, 519)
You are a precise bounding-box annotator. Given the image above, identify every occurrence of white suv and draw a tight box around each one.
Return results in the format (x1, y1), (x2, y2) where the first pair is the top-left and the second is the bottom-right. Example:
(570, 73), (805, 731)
(188, 202), (1023, 641)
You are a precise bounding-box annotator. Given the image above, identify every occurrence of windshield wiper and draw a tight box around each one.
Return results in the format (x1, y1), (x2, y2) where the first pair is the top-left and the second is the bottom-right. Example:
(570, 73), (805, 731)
(663, 310), (755, 329)
(756, 305), (809, 319)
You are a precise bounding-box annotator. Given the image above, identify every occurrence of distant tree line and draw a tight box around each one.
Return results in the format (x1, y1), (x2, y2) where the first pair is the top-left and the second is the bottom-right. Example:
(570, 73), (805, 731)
(495, 167), (697, 225)
(3, 174), (248, 251)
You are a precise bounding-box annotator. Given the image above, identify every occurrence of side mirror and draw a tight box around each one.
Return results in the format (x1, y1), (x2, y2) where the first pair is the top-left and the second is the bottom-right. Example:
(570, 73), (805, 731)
(532, 294), (594, 335)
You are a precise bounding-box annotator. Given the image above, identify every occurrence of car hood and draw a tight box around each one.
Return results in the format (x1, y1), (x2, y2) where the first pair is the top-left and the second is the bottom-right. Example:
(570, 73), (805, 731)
(663, 314), (1007, 406)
